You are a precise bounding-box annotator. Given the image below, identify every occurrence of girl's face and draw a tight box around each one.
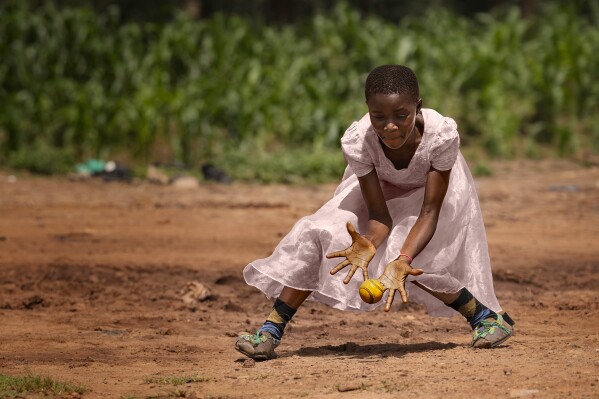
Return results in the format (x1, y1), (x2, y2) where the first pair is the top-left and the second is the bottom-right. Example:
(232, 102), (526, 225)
(367, 93), (422, 150)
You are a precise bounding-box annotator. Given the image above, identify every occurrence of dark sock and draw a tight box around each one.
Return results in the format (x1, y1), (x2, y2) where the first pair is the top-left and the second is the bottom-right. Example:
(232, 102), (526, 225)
(257, 298), (297, 340)
(447, 288), (496, 329)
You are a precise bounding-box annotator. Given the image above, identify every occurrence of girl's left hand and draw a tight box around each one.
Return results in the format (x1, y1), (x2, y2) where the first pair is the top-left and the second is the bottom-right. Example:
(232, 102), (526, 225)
(379, 259), (424, 312)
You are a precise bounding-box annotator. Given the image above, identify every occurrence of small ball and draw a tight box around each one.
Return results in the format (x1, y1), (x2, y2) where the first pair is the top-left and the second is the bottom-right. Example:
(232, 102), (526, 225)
(359, 279), (385, 304)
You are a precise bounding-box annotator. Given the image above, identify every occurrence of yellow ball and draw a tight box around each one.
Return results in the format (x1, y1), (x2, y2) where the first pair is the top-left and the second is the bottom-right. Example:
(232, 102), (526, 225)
(359, 279), (385, 304)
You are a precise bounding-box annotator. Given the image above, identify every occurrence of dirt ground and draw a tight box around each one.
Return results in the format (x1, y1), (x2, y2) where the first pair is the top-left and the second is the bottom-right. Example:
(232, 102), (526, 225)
(1, 159), (598, 399)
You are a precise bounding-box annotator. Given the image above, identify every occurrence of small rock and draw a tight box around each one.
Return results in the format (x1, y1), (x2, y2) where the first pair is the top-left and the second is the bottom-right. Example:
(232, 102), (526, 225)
(504, 369), (512, 376)
(171, 175), (199, 189)
(243, 359), (255, 368)
(146, 165), (170, 185)
(337, 382), (362, 392)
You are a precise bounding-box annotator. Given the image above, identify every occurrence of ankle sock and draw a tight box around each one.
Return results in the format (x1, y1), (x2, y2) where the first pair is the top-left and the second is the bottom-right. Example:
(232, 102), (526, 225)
(447, 288), (496, 329)
(257, 298), (297, 340)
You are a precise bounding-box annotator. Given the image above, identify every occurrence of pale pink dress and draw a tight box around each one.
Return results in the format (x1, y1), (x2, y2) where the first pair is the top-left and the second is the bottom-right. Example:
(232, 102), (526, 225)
(243, 108), (502, 317)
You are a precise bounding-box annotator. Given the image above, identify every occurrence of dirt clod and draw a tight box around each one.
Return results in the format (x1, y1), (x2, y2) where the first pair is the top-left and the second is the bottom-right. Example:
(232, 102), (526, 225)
(337, 382), (362, 392)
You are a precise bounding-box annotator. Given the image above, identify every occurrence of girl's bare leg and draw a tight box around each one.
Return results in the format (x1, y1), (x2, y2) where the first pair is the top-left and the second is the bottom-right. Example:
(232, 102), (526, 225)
(410, 280), (460, 304)
(278, 286), (312, 309)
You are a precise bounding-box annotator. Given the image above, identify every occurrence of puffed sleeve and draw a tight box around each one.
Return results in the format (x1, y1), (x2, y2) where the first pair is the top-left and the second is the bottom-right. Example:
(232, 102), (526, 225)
(341, 120), (374, 177)
(430, 117), (460, 171)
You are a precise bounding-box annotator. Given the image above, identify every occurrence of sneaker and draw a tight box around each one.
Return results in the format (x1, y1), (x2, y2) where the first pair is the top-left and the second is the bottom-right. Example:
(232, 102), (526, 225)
(235, 331), (280, 360)
(471, 313), (514, 348)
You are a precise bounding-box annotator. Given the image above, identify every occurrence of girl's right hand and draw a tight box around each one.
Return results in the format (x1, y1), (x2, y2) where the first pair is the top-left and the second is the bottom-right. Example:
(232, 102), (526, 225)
(379, 258), (424, 311)
(327, 222), (376, 284)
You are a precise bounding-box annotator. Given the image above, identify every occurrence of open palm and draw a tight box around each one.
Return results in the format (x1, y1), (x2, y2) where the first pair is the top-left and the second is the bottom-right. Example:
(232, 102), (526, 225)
(327, 222), (376, 284)
(379, 259), (424, 311)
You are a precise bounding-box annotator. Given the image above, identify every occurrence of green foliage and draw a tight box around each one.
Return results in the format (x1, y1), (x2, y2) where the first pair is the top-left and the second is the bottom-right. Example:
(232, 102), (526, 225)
(0, 1), (598, 182)
(473, 163), (494, 177)
(0, 373), (87, 397)
(7, 140), (74, 174)
(222, 143), (345, 183)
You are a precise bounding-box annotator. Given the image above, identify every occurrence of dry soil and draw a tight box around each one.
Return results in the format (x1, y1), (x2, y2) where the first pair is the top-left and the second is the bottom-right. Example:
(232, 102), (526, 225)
(0, 160), (598, 399)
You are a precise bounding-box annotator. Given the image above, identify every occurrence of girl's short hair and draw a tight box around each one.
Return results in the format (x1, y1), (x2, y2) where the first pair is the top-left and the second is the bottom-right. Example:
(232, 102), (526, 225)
(365, 65), (419, 103)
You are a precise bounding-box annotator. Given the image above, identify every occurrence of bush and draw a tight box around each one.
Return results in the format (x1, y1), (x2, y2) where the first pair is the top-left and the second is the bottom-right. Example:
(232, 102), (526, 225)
(7, 141), (74, 175)
(0, 1), (598, 182)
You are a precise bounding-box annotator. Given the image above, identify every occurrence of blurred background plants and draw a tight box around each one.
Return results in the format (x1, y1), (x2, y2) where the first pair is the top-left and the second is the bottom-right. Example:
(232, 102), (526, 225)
(0, 1), (597, 181)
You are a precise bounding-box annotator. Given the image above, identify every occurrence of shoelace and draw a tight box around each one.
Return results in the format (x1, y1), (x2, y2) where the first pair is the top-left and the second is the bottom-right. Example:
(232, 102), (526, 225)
(474, 318), (511, 339)
(243, 331), (280, 347)
(245, 332), (267, 345)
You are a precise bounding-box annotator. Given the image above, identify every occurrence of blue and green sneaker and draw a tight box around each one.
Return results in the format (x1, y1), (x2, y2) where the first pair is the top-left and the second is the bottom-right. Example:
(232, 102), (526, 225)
(472, 313), (514, 348)
(235, 331), (280, 360)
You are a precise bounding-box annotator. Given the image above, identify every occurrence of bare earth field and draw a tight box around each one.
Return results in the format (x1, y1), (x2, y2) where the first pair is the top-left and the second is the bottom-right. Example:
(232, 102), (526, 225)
(0, 160), (598, 399)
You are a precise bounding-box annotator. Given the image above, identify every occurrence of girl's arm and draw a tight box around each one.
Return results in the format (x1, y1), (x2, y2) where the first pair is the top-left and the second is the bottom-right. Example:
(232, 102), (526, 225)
(400, 167), (451, 259)
(327, 168), (390, 283)
(356, 169), (392, 248)
(378, 167), (451, 310)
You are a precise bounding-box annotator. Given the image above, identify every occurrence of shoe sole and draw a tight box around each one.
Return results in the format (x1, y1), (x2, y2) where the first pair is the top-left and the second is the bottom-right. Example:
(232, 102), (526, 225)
(490, 330), (513, 348)
(473, 330), (514, 348)
(235, 343), (277, 360)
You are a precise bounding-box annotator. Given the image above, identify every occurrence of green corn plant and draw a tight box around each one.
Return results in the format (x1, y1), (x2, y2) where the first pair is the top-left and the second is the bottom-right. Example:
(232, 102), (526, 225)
(0, 1), (597, 182)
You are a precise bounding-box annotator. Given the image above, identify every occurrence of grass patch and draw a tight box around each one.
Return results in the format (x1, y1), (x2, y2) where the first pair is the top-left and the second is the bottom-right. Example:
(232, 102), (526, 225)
(143, 375), (209, 386)
(473, 162), (494, 177)
(0, 373), (87, 397)
(222, 143), (346, 184)
(7, 141), (74, 175)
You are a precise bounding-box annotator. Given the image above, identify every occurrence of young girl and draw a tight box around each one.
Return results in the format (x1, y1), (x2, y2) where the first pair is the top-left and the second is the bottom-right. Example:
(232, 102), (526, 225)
(236, 65), (514, 360)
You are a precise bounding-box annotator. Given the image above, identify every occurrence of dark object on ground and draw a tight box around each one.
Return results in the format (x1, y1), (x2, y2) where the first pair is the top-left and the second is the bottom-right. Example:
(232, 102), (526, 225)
(96, 164), (133, 182)
(202, 163), (232, 183)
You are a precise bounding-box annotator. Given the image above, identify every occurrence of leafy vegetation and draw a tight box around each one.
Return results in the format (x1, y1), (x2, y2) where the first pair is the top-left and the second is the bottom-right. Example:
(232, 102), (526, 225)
(0, 373), (87, 397)
(0, 1), (597, 181)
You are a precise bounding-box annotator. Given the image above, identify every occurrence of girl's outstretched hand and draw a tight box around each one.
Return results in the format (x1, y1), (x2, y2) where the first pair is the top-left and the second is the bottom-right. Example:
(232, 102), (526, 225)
(327, 222), (376, 284)
(379, 259), (424, 312)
